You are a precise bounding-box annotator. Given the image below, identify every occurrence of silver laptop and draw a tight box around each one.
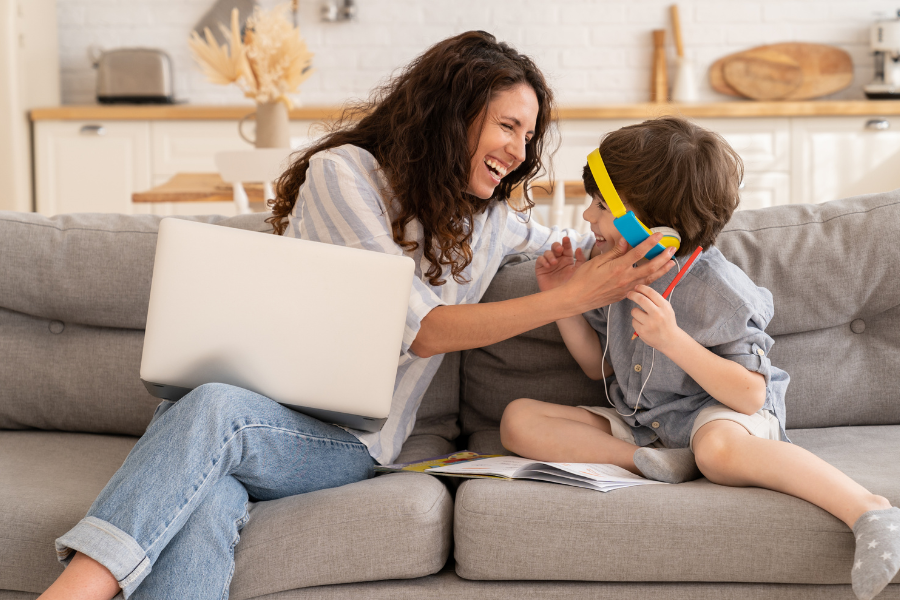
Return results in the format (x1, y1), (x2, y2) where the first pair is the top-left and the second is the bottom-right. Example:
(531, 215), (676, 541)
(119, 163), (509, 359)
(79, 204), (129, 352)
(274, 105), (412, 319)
(140, 218), (414, 432)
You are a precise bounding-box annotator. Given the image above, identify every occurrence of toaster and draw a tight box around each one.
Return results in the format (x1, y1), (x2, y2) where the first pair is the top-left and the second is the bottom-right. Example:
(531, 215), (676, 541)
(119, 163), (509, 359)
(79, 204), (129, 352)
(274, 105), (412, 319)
(96, 48), (175, 104)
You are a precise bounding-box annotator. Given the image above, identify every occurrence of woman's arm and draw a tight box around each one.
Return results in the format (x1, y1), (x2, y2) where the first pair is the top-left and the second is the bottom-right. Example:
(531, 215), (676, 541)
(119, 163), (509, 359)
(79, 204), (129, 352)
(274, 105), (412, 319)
(627, 285), (766, 415)
(410, 234), (676, 357)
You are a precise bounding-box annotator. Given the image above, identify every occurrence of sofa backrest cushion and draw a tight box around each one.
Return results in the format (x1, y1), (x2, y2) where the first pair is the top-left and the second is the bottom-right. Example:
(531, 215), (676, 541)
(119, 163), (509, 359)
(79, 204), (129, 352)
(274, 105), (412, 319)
(0, 211), (459, 440)
(461, 192), (900, 435)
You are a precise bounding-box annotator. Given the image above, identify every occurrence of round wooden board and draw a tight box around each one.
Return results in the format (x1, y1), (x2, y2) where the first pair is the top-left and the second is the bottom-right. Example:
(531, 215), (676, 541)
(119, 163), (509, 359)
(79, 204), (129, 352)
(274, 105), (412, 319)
(709, 43), (853, 100)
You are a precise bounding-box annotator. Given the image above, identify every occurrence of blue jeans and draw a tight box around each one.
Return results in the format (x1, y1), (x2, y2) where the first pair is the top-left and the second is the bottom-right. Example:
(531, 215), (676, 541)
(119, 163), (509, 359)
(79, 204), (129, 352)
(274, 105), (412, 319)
(55, 383), (376, 599)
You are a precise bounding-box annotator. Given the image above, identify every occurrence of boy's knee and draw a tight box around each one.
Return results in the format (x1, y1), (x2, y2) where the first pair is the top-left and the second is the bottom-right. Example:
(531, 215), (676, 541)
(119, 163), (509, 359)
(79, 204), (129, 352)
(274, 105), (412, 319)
(693, 422), (739, 475)
(499, 398), (536, 449)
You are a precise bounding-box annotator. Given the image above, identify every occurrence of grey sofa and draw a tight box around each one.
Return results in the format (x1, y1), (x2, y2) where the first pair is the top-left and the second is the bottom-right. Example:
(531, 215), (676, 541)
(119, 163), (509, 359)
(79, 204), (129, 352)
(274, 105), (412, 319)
(1, 192), (898, 600)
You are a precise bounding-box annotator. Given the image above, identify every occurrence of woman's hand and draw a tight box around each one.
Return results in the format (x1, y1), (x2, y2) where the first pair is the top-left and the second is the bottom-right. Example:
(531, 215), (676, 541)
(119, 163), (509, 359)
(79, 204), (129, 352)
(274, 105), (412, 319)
(561, 233), (676, 315)
(627, 284), (682, 353)
(535, 236), (586, 292)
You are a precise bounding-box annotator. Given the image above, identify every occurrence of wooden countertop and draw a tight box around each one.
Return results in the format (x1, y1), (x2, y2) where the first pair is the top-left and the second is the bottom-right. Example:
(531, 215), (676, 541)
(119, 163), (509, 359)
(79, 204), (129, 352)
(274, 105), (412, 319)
(30, 100), (900, 122)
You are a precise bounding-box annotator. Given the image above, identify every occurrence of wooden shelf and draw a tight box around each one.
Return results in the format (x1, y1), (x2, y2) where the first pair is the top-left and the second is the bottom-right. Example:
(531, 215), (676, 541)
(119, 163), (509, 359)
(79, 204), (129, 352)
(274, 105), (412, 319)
(31, 100), (900, 122)
(30, 105), (343, 121)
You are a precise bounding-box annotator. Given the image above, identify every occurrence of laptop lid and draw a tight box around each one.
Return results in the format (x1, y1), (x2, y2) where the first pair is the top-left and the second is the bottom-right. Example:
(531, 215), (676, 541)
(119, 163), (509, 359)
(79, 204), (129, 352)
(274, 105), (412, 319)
(139, 218), (414, 432)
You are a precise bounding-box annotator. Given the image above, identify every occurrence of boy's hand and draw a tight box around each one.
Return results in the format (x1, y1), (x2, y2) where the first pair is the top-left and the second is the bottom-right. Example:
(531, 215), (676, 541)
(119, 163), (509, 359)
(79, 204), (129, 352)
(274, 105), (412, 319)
(627, 284), (683, 353)
(535, 236), (587, 292)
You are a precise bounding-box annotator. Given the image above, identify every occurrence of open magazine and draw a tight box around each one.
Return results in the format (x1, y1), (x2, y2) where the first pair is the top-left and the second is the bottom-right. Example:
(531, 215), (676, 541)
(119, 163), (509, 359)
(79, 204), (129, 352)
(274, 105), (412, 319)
(376, 451), (667, 493)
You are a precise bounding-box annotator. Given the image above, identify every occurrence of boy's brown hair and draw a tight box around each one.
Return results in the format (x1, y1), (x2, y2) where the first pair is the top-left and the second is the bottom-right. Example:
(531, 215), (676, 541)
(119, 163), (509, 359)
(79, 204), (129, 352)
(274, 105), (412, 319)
(582, 116), (744, 257)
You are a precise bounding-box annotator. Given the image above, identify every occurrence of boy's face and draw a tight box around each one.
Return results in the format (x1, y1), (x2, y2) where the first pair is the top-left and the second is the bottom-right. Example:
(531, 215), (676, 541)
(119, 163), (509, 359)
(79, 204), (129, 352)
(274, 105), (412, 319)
(583, 193), (624, 255)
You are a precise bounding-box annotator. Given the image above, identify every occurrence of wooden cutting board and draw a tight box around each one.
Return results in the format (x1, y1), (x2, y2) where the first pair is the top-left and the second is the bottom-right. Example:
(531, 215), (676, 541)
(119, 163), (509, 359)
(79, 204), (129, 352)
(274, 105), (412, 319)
(709, 43), (853, 100)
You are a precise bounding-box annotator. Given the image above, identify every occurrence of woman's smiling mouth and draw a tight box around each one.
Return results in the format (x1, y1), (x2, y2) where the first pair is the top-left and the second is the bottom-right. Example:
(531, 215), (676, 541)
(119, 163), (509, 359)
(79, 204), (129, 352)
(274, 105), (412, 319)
(484, 157), (508, 181)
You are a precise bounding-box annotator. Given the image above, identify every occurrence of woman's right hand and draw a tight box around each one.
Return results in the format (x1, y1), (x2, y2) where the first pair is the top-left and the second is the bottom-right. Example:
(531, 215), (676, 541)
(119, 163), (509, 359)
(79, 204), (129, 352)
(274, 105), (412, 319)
(562, 233), (676, 314)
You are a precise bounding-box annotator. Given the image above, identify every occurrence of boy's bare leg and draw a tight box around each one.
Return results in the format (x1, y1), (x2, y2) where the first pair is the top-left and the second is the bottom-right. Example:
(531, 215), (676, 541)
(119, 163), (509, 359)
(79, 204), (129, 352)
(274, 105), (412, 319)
(38, 552), (120, 600)
(500, 398), (641, 474)
(691, 420), (889, 527)
(692, 420), (898, 600)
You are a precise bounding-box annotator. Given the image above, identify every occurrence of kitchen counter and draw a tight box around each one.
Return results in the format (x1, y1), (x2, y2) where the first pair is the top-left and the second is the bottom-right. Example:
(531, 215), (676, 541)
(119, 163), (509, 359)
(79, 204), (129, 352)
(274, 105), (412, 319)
(29, 100), (900, 121)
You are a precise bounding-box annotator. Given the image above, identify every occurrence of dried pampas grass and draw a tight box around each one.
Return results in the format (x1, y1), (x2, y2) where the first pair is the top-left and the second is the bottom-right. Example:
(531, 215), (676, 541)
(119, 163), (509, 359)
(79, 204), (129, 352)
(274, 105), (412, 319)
(189, 4), (314, 107)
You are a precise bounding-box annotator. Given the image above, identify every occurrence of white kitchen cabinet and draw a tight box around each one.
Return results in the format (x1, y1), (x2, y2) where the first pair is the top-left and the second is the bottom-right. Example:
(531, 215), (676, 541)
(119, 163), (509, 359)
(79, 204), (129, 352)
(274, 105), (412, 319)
(34, 121), (151, 215)
(34, 118), (320, 217)
(791, 116), (900, 204)
(32, 111), (900, 217)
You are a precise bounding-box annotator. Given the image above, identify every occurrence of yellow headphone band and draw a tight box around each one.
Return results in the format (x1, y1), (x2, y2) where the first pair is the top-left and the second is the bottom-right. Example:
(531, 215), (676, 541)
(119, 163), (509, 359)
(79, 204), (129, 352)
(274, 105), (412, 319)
(586, 149), (627, 218)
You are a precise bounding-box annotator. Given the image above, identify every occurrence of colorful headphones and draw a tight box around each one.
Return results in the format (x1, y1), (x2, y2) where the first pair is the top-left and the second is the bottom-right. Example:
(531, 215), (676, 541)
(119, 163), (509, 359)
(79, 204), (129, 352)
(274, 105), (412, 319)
(586, 149), (681, 259)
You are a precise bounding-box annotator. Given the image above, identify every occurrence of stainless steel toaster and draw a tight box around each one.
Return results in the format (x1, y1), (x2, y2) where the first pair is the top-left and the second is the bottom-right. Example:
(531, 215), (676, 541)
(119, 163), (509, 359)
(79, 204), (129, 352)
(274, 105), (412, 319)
(95, 48), (175, 104)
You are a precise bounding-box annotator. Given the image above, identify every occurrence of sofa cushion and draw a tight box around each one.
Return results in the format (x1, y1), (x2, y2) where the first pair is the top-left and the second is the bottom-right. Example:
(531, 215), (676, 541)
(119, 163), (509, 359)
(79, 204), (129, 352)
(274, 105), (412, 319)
(0, 212), (271, 330)
(0, 308), (158, 435)
(410, 351), (460, 443)
(454, 425), (900, 584)
(716, 192), (900, 429)
(0, 431), (138, 593)
(0, 430), (453, 596)
(231, 472), (453, 600)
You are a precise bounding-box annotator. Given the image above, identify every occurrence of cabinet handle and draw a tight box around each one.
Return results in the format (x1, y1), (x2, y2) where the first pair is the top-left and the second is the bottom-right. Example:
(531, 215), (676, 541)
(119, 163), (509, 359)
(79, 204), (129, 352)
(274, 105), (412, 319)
(79, 124), (106, 136)
(865, 119), (890, 131)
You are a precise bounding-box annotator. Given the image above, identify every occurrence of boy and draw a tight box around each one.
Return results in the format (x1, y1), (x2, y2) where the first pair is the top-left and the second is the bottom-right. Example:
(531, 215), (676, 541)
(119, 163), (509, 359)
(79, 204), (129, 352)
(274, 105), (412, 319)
(500, 117), (899, 600)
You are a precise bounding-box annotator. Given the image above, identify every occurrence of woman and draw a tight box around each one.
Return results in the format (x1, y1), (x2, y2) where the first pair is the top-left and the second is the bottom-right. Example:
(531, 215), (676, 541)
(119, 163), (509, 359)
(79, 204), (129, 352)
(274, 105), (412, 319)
(40, 31), (674, 600)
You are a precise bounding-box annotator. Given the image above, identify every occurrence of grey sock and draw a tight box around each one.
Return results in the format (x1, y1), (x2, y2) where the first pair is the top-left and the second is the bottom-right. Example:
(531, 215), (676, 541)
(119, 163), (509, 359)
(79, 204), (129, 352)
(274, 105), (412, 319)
(851, 506), (900, 600)
(633, 447), (701, 484)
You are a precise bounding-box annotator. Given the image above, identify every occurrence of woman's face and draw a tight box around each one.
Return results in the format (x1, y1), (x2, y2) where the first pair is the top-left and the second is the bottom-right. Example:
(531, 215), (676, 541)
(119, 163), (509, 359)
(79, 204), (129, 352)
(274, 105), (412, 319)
(466, 83), (539, 199)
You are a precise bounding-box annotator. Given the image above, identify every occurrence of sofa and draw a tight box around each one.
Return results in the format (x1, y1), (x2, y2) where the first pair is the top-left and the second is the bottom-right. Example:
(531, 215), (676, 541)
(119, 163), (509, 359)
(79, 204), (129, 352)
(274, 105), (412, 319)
(1, 191), (898, 600)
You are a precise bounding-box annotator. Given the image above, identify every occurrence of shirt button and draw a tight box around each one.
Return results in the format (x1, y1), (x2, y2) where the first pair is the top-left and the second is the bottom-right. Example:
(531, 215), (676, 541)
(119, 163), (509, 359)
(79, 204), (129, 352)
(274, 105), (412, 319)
(634, 364), (642, 372)
(652, 421), (660, 429)
(756, 348), (765, 356)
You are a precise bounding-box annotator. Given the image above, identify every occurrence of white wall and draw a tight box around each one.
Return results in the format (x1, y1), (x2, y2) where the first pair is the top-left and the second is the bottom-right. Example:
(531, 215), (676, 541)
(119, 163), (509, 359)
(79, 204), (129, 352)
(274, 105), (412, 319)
(57, 0), (899, 106)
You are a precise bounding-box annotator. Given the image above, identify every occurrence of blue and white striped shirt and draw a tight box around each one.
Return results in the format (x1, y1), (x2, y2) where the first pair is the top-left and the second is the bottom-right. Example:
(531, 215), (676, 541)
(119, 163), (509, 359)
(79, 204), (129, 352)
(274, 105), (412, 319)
(285, 145), (590, 464)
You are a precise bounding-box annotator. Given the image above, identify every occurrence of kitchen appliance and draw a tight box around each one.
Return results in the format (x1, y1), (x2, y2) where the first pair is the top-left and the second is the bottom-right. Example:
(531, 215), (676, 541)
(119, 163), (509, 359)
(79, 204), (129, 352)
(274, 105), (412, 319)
(865, 10), (900, 99)
(95, 48), (175, 104)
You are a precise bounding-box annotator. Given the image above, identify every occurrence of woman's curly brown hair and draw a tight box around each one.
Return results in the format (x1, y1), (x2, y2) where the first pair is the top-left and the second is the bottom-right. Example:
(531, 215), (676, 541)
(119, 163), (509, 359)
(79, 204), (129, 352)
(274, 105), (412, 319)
(268, 30), (555, 286)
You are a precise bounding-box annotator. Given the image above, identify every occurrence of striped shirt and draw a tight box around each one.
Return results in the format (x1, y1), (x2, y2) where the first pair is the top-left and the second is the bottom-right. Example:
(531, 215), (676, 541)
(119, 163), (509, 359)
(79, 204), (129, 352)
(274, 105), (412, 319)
(284, 145), (591, 464)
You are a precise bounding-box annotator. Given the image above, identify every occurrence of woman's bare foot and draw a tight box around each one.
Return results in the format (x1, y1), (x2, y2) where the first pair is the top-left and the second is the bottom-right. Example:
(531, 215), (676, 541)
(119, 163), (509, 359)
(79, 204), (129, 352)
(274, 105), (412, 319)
(38, 552), (120, 600)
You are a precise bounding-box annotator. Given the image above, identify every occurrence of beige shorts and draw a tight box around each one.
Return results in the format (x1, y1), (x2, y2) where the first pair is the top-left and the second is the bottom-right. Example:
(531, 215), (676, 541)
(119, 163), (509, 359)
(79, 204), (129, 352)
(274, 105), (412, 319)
(579, 404), (782, 451)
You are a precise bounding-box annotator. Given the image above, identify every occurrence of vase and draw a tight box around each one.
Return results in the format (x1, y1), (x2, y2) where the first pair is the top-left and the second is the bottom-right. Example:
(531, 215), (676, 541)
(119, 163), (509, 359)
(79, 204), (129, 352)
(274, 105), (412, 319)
(239, 101), (291, 148)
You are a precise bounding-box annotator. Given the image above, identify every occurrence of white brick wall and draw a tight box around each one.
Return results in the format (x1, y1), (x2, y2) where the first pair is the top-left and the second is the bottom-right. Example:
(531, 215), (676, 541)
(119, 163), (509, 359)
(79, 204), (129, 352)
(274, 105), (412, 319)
(56, 0), (900, 106)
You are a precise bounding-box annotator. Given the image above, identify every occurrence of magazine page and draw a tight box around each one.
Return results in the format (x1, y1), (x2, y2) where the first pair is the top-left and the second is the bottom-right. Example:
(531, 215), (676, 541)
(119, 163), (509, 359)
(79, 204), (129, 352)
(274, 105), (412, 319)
(544, 462), (667, 485)
(375, 451), (503, 477)
(426, 455), (540, 478)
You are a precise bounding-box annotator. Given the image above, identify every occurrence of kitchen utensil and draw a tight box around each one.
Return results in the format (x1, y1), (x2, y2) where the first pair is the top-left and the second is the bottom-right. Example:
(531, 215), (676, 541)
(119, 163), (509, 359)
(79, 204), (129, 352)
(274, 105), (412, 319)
(95, 48), (175, 104)
(709, 43), (853, 100)
(652, 30), (668, 103)
(670, 4), (698, 102)
(722, 49), (803, 100)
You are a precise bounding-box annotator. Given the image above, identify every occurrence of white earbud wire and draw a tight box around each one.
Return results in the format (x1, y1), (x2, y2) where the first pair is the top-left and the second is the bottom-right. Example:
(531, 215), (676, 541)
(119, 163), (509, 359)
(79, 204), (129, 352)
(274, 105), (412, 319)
(602, 256), (681, 418)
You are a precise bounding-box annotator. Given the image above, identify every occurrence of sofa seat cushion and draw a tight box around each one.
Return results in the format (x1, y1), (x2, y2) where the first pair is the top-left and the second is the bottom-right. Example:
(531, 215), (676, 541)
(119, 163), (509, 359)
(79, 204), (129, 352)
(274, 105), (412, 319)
(454, 425), (900, 584)
(231, 472), (453, 599)
(0, 431), (138, 593)
(0, 431), (453, 597)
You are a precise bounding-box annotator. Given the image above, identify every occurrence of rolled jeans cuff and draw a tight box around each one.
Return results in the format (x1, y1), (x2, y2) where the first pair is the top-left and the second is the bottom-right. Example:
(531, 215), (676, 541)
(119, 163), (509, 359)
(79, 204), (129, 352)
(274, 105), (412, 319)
(56, 516), (151, 597)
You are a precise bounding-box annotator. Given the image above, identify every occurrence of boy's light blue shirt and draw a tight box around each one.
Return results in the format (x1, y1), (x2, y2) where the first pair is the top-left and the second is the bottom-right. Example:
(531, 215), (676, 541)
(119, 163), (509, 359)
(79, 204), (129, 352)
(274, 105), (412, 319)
(285, 145), (591, 465)
(583, 247), (790, 449)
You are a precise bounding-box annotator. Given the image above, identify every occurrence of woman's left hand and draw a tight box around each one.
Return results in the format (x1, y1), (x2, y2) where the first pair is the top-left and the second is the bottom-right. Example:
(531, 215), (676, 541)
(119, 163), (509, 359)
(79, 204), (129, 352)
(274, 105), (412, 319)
(627, 285), (682, 352)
